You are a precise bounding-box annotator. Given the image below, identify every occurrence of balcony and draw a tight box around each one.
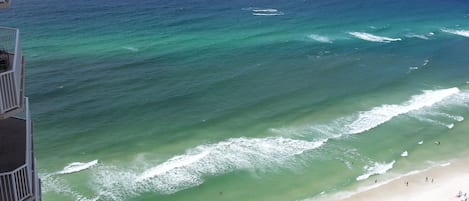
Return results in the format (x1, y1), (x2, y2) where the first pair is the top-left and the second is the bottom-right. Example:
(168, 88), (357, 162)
(0, 0), (10, 9)
(0, 98), (41, 201)
(0, 27), (23, 119)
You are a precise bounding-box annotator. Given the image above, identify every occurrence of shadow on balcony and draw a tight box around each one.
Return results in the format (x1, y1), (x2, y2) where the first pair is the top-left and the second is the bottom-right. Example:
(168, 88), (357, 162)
(0, 117), (26, 172)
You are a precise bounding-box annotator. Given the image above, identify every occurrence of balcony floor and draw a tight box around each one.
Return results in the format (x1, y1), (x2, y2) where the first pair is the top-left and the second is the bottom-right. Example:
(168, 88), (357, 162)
(0, 117), (26, 172)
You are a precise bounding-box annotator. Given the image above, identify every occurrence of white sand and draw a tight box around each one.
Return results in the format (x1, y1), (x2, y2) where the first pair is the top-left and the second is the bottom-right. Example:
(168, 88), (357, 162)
(337, 159), (469, 201)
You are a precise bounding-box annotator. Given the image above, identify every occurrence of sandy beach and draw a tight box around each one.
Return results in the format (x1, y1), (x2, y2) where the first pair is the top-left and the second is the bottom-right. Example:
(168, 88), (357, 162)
(336, 159), (469, 201)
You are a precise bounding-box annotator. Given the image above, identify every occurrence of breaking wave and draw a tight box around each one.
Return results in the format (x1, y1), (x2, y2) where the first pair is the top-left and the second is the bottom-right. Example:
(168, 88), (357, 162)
(273, 87), (463, 137)
(356, 160), (395, 181)
(441, 29), (469, 37)
(89, 137), (326, 200)
(346, 88), (459, 134)
(348, 32), (401, 43)
(56, 160), (99, 175)
(244, 7), (284, 16)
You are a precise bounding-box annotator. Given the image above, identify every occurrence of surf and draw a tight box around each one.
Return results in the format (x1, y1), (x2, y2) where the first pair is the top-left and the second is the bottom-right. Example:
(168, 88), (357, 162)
(346, 87), (460, 134)
(348, 32), (401, 43)
(356, 160), (395, 181)
(56, 160), (99, 175)
(441, 29), (469, 37)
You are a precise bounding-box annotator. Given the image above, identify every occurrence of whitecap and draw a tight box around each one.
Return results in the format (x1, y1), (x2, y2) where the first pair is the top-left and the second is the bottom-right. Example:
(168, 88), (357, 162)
(308, 34), (333, 43)
(57, 160), (99, 175)
(346, 88), (460, 134)
(422, 59), (430, 66)
(252, 12), (284, 16)
(356, 160), (395, 181)
(348, 32), (401, 43)
(446, 123), (454, 129)
(418, 141), (423, 145)
(441, 29), (469, 37)
(252, 8), (278, 12)
(401, 151), (408, 157)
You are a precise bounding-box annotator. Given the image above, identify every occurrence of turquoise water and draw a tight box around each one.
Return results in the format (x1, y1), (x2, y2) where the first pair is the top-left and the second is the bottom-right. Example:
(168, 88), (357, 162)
(2, 0), (469, 200)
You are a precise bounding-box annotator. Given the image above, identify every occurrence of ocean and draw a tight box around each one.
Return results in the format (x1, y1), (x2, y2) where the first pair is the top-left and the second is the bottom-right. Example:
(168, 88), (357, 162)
(1, 0), (469, 200)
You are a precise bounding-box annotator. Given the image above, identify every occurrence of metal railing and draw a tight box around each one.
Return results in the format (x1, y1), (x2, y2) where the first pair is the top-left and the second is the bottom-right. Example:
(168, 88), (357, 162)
(0, 165), (32, 201)
(0, 27), (22, 115)
(0, 98), (38, 201)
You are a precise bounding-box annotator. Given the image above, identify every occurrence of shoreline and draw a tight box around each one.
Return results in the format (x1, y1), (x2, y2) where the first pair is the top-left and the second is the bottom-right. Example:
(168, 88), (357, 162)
(321, 158), (469, 201)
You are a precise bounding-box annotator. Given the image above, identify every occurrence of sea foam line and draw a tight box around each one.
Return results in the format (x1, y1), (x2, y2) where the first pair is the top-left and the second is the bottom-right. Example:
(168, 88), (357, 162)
(441, 29), (469, 37)
(348, 32), (401, 43)
(346, 88), (460, 134)
(90, 137), (326, 200)
(273, 87), (462, 137)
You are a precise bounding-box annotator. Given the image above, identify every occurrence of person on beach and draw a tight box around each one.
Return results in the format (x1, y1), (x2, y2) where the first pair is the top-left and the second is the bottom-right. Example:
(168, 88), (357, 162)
(405, 181), (409, 186)
(425, 177), (428, 182)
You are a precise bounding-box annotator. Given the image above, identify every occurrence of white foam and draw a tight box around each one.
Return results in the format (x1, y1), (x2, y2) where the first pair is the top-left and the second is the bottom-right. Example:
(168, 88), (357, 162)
(441, 29), (469, 37)
(252, 8), (278, 12)
(347, 88), (460, 134)
(423, 59), (430, 66)
(356, 160), (395, 181)
(308, 34), (333, 43)
(252, 12), (284, 16)
(440, 113), (464, 122)
(137, 137), (324, 182)
(274, 88), (463, 138)
(348, 32), (401, 43)
(248, 7), (283, 16)
(90, 137), (326, 199)
(440, 162), (451, 167)
(418, 141), (423, 145)
(401, 151), (408, 157)
(41, 174), (100, 201)
(405, 34), (429, 40)
(446, 123), (454, 129)
(57, 160), (98, 175)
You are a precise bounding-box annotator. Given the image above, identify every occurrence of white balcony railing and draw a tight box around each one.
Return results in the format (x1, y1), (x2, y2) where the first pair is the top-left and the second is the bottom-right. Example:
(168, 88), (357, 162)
(0, 164), (32, 201)
(0, 98), (40, 201)
(0, 27), (22, 116)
